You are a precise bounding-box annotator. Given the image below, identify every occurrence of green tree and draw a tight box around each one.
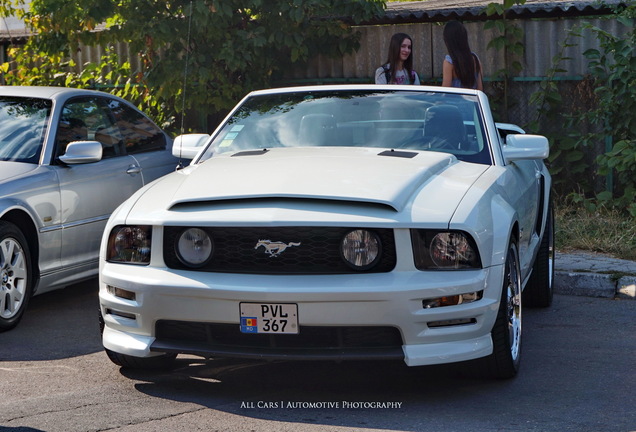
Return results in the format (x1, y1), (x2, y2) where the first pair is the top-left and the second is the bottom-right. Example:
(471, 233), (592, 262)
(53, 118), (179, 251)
(484, 0), (525, 122)
(580, 4), (636, 216)
(526, 3), (635, 215)
(1, 0), (385, 131)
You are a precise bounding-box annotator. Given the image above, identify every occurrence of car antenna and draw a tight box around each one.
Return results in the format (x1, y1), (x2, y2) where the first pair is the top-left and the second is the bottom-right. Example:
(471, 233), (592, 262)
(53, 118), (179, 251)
(176, 0), (194, 170)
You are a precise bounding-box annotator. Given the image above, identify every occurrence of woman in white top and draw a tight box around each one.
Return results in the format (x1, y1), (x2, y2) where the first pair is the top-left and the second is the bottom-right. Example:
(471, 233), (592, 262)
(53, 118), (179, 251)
(375, 33), (420, 85)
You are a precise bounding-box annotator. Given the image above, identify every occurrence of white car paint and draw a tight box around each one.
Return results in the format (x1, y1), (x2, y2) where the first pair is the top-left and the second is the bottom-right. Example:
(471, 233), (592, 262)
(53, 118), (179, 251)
(99, 85), (552, 378)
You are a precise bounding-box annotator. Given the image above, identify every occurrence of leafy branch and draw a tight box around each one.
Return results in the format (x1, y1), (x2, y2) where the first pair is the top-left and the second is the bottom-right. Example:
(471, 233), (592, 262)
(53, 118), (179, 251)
(484, 0), (525, 122)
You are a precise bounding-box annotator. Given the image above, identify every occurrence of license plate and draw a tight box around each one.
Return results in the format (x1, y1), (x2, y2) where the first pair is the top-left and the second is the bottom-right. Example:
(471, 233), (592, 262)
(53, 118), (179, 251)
(239, 303), (299, 334)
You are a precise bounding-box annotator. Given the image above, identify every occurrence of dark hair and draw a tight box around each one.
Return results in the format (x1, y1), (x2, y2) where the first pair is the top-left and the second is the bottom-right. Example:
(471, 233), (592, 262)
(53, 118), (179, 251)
(443, 21), (480, 89)
(383, 33), (414, 84)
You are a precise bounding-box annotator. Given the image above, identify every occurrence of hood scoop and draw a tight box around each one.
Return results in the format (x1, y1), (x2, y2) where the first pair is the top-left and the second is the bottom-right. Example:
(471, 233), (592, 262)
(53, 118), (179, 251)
(378, 149), (418, 159)
(232, 149), (270, 157)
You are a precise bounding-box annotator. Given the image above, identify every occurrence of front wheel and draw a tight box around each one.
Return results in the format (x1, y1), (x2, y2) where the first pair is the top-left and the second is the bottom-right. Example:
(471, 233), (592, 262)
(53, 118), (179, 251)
(0, 221), (33, 332)
(476, 239), (522, 379)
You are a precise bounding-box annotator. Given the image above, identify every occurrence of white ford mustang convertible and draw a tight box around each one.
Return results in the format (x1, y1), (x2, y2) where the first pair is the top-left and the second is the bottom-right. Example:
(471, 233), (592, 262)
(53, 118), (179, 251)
(99, 85), (553, 378)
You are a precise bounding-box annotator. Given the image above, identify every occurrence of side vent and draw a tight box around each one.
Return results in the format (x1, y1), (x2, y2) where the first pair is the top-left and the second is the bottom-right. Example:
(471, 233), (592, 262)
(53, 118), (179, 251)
(534, 176), (546, 236)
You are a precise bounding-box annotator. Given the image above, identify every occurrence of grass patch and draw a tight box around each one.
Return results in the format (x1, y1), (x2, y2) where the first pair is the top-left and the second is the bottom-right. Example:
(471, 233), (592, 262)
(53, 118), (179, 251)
(555, 201), (636, 261)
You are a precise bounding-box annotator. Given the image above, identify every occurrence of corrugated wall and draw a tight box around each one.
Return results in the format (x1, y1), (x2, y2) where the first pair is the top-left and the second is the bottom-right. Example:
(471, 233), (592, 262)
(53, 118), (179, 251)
(521, 17), (628, 78)
(293, 17), (627, 82)
(71, 41), (142, 77)
(6, 15), (626, 85)
(52, 14), (626, 133)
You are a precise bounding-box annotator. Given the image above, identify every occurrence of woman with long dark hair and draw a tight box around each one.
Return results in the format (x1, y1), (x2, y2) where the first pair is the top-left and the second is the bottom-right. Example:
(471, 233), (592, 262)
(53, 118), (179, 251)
(375, 33), (420, 85)
(442, 21), (483, 90)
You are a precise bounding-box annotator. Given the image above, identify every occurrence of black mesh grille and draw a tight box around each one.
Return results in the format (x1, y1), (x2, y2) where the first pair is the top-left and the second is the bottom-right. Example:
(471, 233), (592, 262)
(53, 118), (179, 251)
(163, 226), (396, 274)
(155, 320), (403, 350)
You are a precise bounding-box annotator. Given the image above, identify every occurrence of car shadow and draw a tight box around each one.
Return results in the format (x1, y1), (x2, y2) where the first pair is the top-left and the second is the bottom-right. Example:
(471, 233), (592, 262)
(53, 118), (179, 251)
(120, 357), (512, 431)
(0, 428), (45, 432)
(116, 310), (552, 430)
(0, 278), (103, 361)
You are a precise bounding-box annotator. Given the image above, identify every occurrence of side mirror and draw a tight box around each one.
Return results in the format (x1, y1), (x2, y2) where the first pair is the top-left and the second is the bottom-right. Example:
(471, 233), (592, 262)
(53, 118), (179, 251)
(59, 140), (103, 164)
(496, 122), (526, 146)
(503, 135), (550, 163)
(172, 134), (210, 160)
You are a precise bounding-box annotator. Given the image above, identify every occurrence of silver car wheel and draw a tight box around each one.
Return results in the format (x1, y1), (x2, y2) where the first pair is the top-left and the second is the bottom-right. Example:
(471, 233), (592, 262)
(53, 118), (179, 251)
(465, 239), (523, 379)
(505, 243), (522, 362)
(0, 235), (29, 320)
(546, 207), (555, 292)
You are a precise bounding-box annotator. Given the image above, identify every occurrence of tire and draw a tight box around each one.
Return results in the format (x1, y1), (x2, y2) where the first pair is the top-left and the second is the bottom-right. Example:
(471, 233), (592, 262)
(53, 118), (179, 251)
(475, 239), (522, 379)
(523, 198), (555, 308)
(98, 308), (177, 370)
(0, 221), (34, 332)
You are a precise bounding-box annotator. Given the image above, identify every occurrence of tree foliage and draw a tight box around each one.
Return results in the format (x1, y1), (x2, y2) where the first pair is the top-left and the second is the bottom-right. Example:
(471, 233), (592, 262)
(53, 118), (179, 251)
(1, 0), (385, 131)
(581, 5), (636, 214)
(483, 0), (525, 122)
(527, 2), (636, 216)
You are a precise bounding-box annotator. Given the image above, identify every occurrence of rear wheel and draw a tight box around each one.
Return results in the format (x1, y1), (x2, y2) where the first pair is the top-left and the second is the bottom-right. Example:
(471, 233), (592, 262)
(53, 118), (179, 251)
(475, 239), (522, 379)
(523, 199), (555, 307)
(0, 221), (33, 332)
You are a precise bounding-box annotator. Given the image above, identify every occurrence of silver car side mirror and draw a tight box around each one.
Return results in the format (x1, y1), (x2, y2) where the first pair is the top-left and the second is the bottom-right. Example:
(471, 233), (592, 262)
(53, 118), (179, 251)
(59, 140), (103, 164)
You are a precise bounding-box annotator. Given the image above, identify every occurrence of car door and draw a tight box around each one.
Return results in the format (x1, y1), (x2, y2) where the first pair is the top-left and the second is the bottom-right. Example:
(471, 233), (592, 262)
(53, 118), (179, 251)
(54, 96), (144, 269)
(100, 97), (176, 184)
(502, 149), (541, 275)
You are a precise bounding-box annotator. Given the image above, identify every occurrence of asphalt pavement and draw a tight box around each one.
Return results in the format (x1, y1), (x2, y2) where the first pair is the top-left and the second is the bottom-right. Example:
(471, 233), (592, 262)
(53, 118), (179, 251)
(556, 250), (636, 300)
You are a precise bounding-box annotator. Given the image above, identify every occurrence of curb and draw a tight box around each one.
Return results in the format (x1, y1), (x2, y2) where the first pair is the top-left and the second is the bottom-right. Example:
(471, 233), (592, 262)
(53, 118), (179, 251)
(555, 251), (636, 301)
(555, 271), (636, 300)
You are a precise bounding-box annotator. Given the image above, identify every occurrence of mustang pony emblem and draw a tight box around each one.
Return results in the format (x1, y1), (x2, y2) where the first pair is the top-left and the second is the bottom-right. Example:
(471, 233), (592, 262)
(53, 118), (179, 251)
(254, 240), (301, 257)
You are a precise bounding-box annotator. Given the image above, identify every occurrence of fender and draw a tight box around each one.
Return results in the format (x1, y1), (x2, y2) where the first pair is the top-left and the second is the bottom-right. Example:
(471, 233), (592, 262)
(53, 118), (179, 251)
(0, 200), (42, 292)
(0, 197), (62, 295)
(449, 166), (518, 270)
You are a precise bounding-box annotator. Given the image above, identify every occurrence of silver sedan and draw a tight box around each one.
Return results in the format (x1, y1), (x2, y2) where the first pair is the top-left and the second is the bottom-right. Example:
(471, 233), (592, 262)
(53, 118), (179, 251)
(0, 86), (180, 331)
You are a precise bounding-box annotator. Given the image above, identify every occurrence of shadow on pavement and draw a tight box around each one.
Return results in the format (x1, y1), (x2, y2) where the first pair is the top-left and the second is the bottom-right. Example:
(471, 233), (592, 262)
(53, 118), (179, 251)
(0, 278), (102, 361)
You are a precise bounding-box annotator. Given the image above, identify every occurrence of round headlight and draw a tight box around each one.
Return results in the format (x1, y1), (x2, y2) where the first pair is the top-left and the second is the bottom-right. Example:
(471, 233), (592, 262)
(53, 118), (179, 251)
(340, 229), (381, 270)
(176, 228), (213, 267)
(430, 232), (477, 268)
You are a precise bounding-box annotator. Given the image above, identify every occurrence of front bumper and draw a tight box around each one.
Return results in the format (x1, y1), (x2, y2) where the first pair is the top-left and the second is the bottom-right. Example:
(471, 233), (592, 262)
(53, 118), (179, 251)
(100, 263), (503, 366)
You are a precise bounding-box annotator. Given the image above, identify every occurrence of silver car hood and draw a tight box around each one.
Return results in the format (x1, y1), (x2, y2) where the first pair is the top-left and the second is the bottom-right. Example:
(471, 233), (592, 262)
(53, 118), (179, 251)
(0, 162), (38, 183)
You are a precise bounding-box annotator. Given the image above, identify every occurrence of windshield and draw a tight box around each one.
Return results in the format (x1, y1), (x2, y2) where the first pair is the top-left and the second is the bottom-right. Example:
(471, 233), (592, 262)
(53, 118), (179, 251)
(0, 96), (51, 163)
(200, 89), (491, 164)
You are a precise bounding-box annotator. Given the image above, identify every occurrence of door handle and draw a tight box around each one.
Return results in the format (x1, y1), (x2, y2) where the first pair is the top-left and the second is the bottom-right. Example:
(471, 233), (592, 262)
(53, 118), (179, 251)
(126, 164), (142, 175)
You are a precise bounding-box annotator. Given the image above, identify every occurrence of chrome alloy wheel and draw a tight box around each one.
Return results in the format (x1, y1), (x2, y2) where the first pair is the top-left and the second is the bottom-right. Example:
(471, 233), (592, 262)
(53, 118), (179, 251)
(546, 207), (555, 294)
(505, 244), (522, 363)
(0, 236), (28, 320)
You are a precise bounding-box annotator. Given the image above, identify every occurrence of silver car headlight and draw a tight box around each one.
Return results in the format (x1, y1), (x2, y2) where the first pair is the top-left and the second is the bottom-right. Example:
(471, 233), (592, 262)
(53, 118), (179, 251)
(107, 225), (152, 265)
(176, 228), (214, 267)
(340, 229), (381, 270)
(411, 230), (482, 270)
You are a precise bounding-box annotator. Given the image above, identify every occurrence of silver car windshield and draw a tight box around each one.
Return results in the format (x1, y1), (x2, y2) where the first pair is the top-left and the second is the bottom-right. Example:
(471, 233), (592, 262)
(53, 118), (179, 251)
(0, 96), (51, 163)
(200, 90), (491, 165)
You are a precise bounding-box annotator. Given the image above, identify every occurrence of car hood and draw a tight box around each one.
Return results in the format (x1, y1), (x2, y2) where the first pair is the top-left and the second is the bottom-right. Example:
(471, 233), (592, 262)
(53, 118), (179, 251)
(124, 147), (490, 222)
(0, 162), (39, 183)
